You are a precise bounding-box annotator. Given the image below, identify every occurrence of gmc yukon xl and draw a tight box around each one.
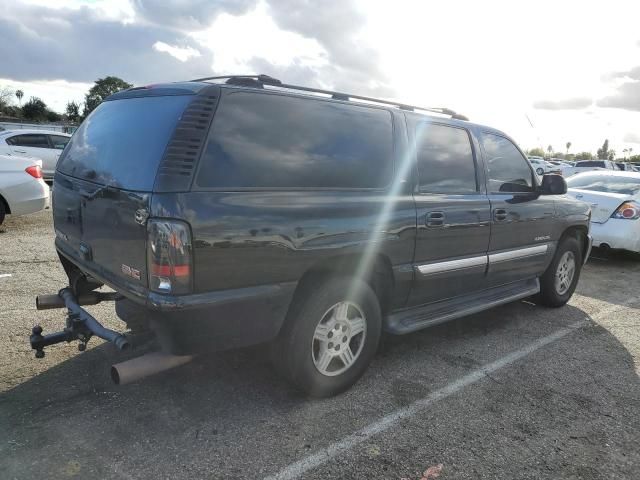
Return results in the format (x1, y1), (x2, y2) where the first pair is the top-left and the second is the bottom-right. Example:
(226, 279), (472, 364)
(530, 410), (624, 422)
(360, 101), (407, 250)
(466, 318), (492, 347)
(30, 75), (592, 397)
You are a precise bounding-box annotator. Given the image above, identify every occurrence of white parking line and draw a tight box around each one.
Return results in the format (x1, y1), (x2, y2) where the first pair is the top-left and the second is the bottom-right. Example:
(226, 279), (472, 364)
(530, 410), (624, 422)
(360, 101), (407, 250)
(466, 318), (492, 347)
(264, 300), (638, 480)
(0, 274), (12, 279)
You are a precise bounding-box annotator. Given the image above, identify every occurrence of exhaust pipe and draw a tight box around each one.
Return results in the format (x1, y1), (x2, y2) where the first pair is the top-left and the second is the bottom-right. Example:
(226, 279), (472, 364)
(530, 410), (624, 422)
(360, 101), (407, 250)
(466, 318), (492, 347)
(111, 352), (194, 385)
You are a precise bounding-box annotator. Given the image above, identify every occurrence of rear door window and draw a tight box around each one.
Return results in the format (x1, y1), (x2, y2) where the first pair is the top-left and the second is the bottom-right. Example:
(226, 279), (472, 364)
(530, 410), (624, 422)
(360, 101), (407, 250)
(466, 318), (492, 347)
(481, 133), (534, 193)
(415, 123), (477, 193)
(57, 95), (192, 191)
(49, 135), (70, 150)
(6, 134), (51, 148)
(196, 92), (393, 189)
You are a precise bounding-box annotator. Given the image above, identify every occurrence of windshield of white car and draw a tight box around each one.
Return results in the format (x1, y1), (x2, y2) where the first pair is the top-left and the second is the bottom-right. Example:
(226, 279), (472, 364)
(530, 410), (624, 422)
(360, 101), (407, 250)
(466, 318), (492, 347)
(567, 174), (640, 195)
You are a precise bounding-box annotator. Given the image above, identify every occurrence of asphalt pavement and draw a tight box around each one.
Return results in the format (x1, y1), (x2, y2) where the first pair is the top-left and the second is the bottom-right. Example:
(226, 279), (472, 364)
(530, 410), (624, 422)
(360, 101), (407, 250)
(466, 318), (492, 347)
(0, 210), (639, 479)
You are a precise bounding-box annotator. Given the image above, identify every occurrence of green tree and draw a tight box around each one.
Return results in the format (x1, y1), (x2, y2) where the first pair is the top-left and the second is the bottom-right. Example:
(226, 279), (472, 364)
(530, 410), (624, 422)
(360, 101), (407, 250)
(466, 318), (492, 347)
(597, 139), (609, 160)
(527, 147), (546, 157)
(629, 154), (640, 163)
(83, 76), (132, 118)
(46, 110), (61, 122)
(608, 150), (616, 161)
(574, 151), (594, 160)
(21, 96), (47, 120)
(547, 145), (553, 158)
(65, 101), (81, 122)
(565, 141), (571, 154)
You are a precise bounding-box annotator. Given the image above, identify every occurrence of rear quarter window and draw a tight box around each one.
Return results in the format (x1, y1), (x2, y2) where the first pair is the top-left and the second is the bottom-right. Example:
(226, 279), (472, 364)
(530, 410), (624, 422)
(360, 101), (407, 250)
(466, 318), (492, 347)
(57, 95), (192, 191)
(195, 92), (393, 189)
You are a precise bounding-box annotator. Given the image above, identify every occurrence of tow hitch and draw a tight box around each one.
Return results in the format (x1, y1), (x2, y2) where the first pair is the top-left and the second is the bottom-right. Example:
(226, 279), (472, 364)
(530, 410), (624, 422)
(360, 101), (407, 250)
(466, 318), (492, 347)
(30, 288), (129, 358)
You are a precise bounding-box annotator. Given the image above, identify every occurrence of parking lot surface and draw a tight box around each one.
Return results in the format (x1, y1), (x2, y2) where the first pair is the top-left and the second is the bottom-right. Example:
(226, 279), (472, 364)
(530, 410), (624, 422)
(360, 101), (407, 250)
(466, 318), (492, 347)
(1, 210), (639, 479)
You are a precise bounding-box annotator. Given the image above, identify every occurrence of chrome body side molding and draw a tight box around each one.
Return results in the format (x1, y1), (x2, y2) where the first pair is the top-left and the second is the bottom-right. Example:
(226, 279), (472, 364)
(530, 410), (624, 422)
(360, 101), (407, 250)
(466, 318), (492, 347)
(488, 244), (548, 264)
(416, 255), (487, 276)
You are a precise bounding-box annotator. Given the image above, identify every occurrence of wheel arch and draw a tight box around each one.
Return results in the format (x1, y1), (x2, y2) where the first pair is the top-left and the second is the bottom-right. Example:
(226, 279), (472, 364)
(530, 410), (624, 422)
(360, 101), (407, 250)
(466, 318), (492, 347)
(559, 225), (589, 260)
(291, 253), (395, 317)
(0, 192), (11, 214)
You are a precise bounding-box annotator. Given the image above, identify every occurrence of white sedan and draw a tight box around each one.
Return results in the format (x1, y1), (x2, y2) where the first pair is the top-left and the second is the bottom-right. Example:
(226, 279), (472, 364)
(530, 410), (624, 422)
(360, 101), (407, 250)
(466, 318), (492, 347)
(0, 154), (50, 226)
(0, 129), (71, 181)
(566, 171), (640, 253)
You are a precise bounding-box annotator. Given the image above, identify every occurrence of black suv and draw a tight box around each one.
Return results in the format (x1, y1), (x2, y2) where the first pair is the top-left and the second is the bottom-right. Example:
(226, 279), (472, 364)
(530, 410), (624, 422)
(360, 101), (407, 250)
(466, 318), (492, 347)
(32, 75), (592, 397)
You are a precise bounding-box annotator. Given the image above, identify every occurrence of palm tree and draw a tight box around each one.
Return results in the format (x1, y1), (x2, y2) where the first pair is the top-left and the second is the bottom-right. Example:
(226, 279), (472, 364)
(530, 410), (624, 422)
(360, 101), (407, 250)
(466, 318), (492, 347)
(15, 89), (23, 106)
(623, 148), (628, 159)
(547, 145), (553, 159)
(566, 141), (571, 154)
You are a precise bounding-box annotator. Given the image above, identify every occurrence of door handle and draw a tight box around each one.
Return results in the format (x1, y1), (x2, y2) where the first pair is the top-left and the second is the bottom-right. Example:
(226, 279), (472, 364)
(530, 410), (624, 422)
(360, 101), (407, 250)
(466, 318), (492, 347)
(14, 149), (28, 153)
(493, 208), (508, 221)
(575, 193), (583, 199)
(426, 211), (445, 227)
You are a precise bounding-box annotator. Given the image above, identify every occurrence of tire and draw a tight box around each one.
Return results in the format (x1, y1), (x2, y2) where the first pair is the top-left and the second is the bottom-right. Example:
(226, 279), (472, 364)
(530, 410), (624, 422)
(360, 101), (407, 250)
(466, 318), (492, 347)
(271, 276), (382, 397)
(536, 167), (545, 175)
(537, 236), (582, 307)
(0, 200), (5, 226)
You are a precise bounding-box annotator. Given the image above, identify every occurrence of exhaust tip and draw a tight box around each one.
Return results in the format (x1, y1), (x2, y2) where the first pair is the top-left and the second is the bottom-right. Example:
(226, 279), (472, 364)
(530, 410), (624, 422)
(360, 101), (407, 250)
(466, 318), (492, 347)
(110, 366), (121, 385)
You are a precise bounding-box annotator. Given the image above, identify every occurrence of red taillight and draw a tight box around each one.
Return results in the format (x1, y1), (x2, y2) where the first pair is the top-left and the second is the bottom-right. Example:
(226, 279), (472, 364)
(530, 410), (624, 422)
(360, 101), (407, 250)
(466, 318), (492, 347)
(25, 165), (42, 179)
(611, 201), (640, 220)
(147, 219), (193, 294)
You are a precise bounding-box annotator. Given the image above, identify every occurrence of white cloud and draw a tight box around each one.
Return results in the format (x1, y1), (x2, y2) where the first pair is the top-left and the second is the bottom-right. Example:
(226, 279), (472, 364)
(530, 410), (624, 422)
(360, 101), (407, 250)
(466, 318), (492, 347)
(152, 41), (201, 62)
(190, 2), (326, 74)
(0, 78), (90, 112)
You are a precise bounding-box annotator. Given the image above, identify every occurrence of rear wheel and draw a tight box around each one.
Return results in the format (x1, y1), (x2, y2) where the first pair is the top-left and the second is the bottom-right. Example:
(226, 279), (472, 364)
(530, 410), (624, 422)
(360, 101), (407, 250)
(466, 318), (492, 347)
(537, 236), (582, 307)
(271, 276), (381, 397)
(0, 200), (5, 226)
(536, 167), (545, 175)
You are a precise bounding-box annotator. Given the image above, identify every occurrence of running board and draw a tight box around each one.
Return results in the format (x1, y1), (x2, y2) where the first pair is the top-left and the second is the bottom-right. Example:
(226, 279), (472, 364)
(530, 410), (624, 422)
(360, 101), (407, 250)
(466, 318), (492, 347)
(385, 278), (540, 335)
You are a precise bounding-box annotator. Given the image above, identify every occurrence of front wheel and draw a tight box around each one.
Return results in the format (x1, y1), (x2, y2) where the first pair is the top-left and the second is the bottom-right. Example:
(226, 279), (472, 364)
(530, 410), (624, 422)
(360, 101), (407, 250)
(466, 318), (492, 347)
(537, 236), (583, 307)
(271, 277), (382, 397)
(536, 167), (545, 175)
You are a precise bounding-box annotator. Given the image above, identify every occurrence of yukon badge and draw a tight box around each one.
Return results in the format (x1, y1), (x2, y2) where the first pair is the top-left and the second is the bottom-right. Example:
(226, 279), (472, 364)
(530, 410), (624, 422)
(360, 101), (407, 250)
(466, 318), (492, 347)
(534, 235), (551, 242)
(135, 208), (149, 225)
(121, 264), (141, 281)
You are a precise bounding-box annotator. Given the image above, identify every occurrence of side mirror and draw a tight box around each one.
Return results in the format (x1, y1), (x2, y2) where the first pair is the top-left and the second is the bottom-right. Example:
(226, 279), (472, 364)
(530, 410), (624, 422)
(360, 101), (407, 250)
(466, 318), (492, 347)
(539, 174), (567, 195)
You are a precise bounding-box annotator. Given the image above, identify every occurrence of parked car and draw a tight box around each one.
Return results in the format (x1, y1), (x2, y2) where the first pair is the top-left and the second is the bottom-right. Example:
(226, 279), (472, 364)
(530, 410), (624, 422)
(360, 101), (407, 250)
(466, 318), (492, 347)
(615, 162), (635, 171)
(0, 154), (50, 226)
(528, 157), (556, 175)
(561, 159), (619, 177)
(32, 75), (592, 397)
(567, 171), (640, 253)
(0, 130), (71, 181)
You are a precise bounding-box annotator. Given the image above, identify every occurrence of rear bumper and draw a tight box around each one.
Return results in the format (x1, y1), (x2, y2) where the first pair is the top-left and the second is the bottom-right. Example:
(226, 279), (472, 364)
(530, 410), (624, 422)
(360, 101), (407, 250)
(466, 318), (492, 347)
(4, 179), (49, 216)
(56, 243), (296, 353)
(590, 220), (640, 253)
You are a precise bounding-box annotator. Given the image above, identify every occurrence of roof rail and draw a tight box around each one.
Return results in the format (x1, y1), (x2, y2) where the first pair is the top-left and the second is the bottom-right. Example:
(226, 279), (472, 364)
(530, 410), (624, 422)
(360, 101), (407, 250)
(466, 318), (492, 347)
(189, 74), (469, 121)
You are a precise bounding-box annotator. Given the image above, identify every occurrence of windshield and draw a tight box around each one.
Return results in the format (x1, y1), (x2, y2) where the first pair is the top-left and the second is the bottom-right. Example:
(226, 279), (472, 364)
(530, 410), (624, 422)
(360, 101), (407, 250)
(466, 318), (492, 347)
(567, 173), (640, 195)
(57, 95), (191, 191)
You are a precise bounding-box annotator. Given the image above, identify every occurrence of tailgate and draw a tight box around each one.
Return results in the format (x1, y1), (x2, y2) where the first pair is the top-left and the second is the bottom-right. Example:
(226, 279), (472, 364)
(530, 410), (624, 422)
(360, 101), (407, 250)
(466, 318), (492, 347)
(53, 175), (150, 288)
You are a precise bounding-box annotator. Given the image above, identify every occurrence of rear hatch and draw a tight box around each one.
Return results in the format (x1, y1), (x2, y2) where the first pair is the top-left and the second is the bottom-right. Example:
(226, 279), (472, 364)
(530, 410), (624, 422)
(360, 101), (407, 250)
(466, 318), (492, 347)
(566, 189), (630, 223)
(53, 93), (195, 292)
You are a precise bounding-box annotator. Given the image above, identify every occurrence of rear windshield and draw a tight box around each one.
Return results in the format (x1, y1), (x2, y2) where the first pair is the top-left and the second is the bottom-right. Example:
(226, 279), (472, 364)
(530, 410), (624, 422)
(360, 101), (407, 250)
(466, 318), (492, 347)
(57, 95), (191, 191)
(567, 173), (640, 195)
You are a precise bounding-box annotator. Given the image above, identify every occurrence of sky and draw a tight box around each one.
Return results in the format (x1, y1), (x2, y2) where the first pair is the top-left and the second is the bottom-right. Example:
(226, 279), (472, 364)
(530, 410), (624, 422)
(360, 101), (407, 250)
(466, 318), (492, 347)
(1, 0), (639, 156)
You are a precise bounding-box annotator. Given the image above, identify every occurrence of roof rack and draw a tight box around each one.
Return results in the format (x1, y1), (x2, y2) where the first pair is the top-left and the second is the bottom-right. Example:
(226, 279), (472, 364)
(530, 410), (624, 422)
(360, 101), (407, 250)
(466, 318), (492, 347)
(189, 74), (469, 121)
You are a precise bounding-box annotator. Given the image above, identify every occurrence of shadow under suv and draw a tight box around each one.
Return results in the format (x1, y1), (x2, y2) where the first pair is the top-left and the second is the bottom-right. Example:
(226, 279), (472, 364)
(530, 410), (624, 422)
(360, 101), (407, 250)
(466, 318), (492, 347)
(33, 75), (592, 397)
